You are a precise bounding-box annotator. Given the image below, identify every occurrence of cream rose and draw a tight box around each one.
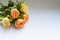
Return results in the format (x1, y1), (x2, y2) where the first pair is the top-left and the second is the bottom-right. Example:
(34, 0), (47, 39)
(2, 17), (10, 27)
(20, 4), (28, 14)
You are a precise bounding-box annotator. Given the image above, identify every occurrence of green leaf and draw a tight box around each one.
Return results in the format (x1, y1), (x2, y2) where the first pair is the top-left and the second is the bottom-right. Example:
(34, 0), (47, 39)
(0, 12), (6, 17)
(16, 3), (20, 11)
(4, 8), (11, 15)
(0, 16), (5, 21)
(8, 0), (14, 7)
(0, 12), (5, 21)
(7, 15), (13, 22)
(0, 5), (8, 11)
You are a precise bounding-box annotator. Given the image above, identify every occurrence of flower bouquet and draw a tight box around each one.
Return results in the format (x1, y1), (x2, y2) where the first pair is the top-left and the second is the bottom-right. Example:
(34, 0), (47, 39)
(0, 0), (29, 28)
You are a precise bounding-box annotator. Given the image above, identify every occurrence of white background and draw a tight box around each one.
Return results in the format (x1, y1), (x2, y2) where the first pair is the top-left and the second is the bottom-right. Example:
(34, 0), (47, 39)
(0, 0), (60, 40)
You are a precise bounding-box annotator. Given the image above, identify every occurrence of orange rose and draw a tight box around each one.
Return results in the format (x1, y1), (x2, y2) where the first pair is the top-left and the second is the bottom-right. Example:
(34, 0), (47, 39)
(15, 19), (25, 28)
(11, 8), (19, 19)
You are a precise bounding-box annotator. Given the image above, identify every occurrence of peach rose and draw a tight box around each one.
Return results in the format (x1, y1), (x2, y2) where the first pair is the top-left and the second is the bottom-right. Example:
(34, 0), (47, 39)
(11, 8), (19, 19)
(15, 19), (25, 28)
(23, 14), (29, 23)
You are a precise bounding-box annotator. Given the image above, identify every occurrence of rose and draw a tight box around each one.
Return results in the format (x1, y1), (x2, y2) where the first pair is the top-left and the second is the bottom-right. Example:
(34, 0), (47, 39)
(20, 4), (28, 14)
(2, 17), (10, 27)
(23, 14), (29, 23)
(15, 19), (25, 28)
(11, 8), (19, 19)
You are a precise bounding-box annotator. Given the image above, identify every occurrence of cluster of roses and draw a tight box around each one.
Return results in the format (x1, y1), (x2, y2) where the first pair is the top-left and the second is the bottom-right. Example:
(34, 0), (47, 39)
(1, 0), (29, 28)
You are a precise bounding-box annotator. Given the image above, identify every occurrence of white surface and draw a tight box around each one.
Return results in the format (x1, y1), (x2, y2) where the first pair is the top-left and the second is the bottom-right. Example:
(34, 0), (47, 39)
(0, 0), (60, 40)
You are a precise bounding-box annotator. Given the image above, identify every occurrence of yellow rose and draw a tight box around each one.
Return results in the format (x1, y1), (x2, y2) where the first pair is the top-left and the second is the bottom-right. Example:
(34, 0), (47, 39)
(20, 4), (28, 14)
(11, 8), (19, 19)
(2, 17), (10, 27)
(15, 19), (25, 28)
